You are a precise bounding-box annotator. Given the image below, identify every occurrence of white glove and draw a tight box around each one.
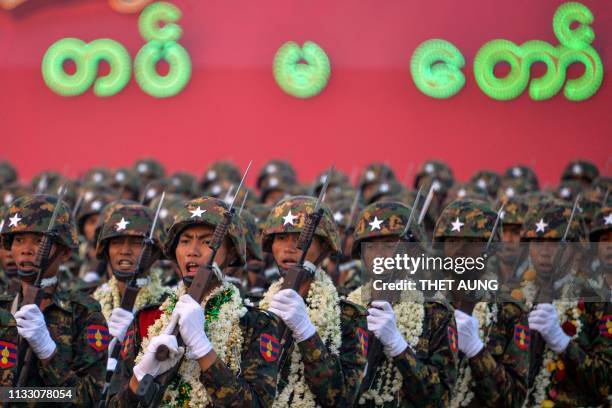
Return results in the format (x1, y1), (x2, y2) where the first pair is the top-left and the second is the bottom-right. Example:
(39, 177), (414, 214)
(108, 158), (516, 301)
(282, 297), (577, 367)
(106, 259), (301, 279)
(108, 308), (134, 342)
(367, 301), (408, 358)
(172, 295), (212, 360)
(528, 303), (570, 353)
(14, 304), (57, 360)
(268, 289), (316, 343)
(133, 334), (184, 381)
(454, 310), (484, 358)
(82, 271), (100, 283)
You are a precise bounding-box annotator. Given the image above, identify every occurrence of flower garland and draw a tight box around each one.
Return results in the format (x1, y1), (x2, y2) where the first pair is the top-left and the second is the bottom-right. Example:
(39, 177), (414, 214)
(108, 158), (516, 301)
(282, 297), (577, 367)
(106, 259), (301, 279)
(347, 284), (425, 406)
(259, 268), (342, 408)
(135, 282), (247, 407)
(93, 271), (170, 321)
(449, 302), (498, 408)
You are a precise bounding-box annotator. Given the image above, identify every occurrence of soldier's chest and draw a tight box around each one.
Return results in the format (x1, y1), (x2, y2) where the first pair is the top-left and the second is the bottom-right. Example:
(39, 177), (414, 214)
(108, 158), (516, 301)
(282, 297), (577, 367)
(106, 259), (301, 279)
(44, 308), (77, 352)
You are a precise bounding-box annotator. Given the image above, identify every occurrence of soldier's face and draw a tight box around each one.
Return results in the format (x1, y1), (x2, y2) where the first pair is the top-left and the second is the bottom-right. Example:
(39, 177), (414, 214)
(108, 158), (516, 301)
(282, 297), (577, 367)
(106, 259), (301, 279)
(271, 233), (325, 270)
(529, 241), (559, 278)
(10, 232), (69, 279)
(175, 225), (231, 279)
(83, 214), (99, 243)
(264, 190), (286, 206)
(499, 224), (522, 262)
(108, 236), (144, 274)
(597, 230), (612, 267)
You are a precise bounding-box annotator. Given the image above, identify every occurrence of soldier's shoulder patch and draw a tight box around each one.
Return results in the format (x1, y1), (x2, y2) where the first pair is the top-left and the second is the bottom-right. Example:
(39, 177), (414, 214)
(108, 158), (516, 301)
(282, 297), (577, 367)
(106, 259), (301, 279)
(87, 324), (110, 351)
(121, 329), (135, 359)
(598, 315), (612, 338)
(340, 299), (367, 317)
(0, 340), (17, 369)
(259, 333), (280, 362)
(357, 327), (369, 356)
(448, 326), (458, 354)
(513, 324), (530, 350)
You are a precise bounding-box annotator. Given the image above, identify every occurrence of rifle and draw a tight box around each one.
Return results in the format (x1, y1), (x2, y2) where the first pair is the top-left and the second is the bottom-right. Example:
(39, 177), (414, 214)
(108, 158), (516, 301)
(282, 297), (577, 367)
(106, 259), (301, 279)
(136, 162), (252, 408)
(332, 190), (361, 285)
(358, 186), (422, 396)
(276, 165), (334, 371)
(99, 192), (166, 407)
(15, 186), (66, 386)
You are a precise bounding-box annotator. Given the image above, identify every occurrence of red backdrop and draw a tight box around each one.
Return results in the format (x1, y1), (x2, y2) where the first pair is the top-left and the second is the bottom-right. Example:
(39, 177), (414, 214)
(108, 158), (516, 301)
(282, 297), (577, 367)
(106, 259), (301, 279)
(1, 0), (610, 186)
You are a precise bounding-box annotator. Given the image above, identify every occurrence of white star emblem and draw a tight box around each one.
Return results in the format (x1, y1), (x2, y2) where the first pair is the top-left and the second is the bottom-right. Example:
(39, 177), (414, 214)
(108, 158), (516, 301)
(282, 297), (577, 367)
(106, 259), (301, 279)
(160, 208), (169, 219)
(333, 211), (344, 223)
(137, 163), (148, 173)
(451, 217), (464, 232)
(535, 218), (548, 233)
(210, 185), (222, 195)
(93, 173), (103, 182)
(146, 189), (156, 199)
(500, 210), (506, 220)
(4, 193), (13, 205)
(268, 177), (279, 188)
(457, 188), (467, 198)
(84, 191), (94, 201)
(8, 213), (21, 228)
(115, 217), (130, 231)
(572, 164), (582, 175)
(283, 211), (298, 226)
(206, 170), (217, 180)
(320, 175), (328, 183)
(560, 187), (571, 198)
(432, 180), (441, 192)
(379, 183), (389, 193)
(266, 164), (278, 173)
(477, 178), (487, 190)
(369, 216), (383, 231)
(604, 213), (612, 226)
(512, 167), (522, 177)
(365, 170), (376, 181)
(91, 200), (102, 211)
(172, 178), (181, 186)
(505, 187), (515, 197)
(190, 206), (206, 218)
(115, 172), (125, 182)
(425, 163), (434, 174)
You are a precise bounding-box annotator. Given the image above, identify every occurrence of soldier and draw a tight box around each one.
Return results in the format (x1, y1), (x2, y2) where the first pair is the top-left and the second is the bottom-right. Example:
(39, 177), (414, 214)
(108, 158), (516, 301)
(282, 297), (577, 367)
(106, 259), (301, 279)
(496, 195), (530, 285)
(0, 194), (107, 405)
(0, 160), (18, 189)
(168, 171), (199, 198)
(469, 170), (501, 200)
(92, 202), (171, 399)
(110, 168), (140, 201)
(259, 171), (295, 205)
(347, 200), (458, 407)
(260, 195), (367, 406)
(111, 197), (279, 407)
(200, 160), (242, 192)
(0, 207), (20, 296)
(133, 158), (166, 186)
(432, 199), (529, 408)
(560, 159), (599, 188)
(588, 206), (612, 294)
(358, 163), (396, 204)
(519, 198), (610, 407)
(503, 165), (539, 191)
(0, 306), (18, 385)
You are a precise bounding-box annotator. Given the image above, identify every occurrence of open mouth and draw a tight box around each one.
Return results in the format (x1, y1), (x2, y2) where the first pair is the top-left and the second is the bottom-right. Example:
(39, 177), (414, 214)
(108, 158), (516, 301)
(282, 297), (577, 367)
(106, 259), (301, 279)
(117, 259), (134, 271)
(5, 261), (17, 270)
(185, 262), (200, 276)
(280, 258), (298, 269)
(18, 261), (36, 271)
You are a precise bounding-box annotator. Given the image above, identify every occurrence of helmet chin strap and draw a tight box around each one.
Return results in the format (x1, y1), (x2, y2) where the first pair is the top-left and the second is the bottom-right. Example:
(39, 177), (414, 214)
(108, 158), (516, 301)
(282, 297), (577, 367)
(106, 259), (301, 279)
(111, 269), (150, 288)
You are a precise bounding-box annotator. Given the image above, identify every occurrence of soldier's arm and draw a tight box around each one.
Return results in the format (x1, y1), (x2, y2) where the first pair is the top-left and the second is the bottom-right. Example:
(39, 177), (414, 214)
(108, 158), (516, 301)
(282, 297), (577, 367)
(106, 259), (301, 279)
(392, 303), (458, 407)
(561, 302), (611, 400)
(37, 302), (108, 406)
(469, 303), (529, 408)
(198, 308), (279, 407)
(298, 301), (367, 407)
(0, 308), (18, 386)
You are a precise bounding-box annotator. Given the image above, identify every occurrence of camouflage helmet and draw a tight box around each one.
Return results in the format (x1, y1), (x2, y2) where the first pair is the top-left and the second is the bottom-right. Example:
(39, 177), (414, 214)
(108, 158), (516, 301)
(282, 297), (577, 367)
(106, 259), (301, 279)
(0, 161), (17, 187)
(240, 209), (263, 261)
(589, 207), (612, 241)
(414, 160), (454, 192)
(366, 180), (406, 204)
(500, 195), (529, 226)
(577, 190), (609, 226)
(148, 193), (185, 232)
(261, 195), (340, 255)
(93, 200), (136, 247)
(95, 202), (166, 259)
(83, 168), (111, 186)
(257, 160), (297, 190)
(352, 201), (423, 258)
(134, 158), (165, 181)
(443, 183), (489, 208)
(168, 172), (198, 198)
(76, 190), (115, 235)
(201, 161), (242, 190)
(555, 179), (585, 202)
(140, 179), (168, 206)
(561, 160), (599, 184)
(164, 197), (246, 266)
(520, 198), (584, 242)
(359, 162), (396, 188)
(591, 176), (611, 195)
(259, 172), (295, 202)
(248, 203), (272, 231)
(111, 168), (140, 197)
(498, 178), (536, 202)
(1, 183), (30, 208)
(313, 169), (350, 196)
(503, 165), (539, 190)
(329, 195), (363, 230)
(470, 170), (501, 199)
(30, 171), (62, 194)
(1, 194), (78, 250)
(433, 199), (499, 242)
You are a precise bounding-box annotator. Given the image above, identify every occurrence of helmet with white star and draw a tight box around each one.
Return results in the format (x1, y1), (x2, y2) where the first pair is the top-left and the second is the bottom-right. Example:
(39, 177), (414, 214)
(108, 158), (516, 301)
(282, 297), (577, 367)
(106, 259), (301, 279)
(469, 170), (501, 199)
(433, 199), (499, 242)
(95, 202), (166, 259)
(164, 197), (246, 266)
(503, 165), (539, 190)
(1, 194), (78, 251)
(561, 160), (599, 185)
(520, 198), (584, 242)
(75, 189), (116, 235)
(133, 158), (166, 181)
(351, 201), (424, 258)
(261, 195), (340, 254)
(499, 195), (529, 227)
(589, 206), (612, 241)
(414, 160), (454, 193)
(200, 161), (242, 190)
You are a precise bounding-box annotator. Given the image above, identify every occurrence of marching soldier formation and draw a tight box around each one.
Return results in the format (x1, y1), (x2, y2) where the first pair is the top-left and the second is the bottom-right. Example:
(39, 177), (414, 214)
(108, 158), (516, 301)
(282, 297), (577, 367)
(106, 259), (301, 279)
(0, 158), (609, 407)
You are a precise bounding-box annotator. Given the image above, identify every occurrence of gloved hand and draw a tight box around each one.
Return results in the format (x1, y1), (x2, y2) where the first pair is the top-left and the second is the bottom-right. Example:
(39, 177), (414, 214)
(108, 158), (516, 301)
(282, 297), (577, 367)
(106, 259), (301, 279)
(108, 307), (134, 342)
(14, 304), (57, 360)
(268, 289), (316, 343)
(132, 334), (184, 381)
(172, 294), (212, 359)
(454, 310), (484, 358)
(528, 303), (570, 353)
(367, 301), (408, 358)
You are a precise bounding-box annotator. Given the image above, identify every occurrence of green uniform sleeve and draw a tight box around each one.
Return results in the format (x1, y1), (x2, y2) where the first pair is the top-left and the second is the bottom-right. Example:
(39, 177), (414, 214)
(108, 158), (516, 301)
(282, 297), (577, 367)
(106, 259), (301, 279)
(0, 308), (18, 386)
(468, 302), (529, 408)
(298, 300), (367, 407)
(199, 308), (279, 407)
(392, 302), (458, 408)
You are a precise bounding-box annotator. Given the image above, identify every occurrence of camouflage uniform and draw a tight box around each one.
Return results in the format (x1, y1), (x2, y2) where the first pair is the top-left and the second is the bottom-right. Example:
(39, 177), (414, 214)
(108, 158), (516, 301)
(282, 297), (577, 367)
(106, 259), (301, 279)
(0, 194), (107, 406)
(520, 199), (610, 406)
(434, 199), (529, 408)
(111, 196), (279, 407)
(262, 196), (368, 406)
(351, 200), (459, 407)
